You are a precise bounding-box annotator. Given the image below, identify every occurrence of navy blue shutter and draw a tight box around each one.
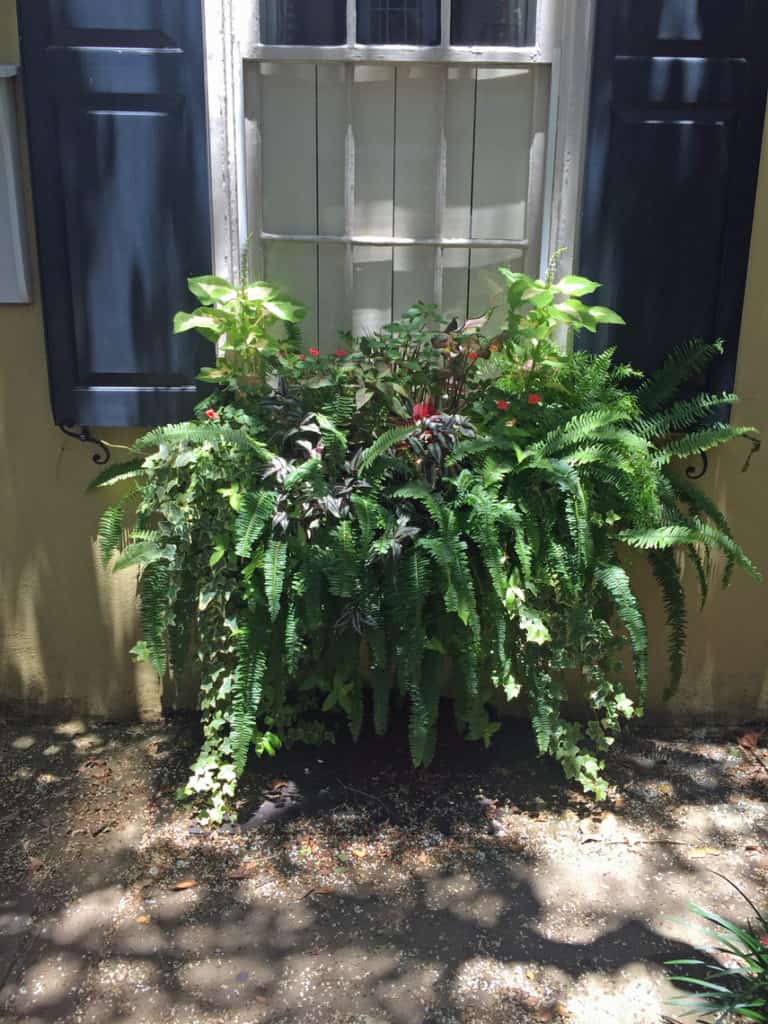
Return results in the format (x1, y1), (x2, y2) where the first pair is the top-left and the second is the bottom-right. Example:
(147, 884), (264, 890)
(579, 0), (768, 396)
(16, 1), (212, 426)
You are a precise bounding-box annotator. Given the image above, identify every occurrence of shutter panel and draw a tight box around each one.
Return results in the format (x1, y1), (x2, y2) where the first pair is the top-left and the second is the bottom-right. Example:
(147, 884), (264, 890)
(579, 0), (768, 396)
(16, 1), (212, 426)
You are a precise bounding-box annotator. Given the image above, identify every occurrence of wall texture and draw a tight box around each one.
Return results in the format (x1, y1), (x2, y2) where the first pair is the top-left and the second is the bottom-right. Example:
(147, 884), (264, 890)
(0, 0), (765, 721)
(637, 104), (768, 720)
(0, 1), (161, 718)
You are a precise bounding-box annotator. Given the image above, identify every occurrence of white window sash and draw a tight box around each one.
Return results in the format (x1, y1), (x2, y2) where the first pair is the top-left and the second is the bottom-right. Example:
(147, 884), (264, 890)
(242, 0), (556, 62)
(205, 0), (596, 291)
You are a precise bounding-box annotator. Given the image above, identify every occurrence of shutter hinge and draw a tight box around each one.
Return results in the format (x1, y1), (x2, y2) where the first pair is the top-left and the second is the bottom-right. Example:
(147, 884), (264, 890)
(59, 421), (111, 465)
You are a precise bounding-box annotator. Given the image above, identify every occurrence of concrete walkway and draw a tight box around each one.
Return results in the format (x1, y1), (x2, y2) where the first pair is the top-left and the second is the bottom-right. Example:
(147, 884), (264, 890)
(1, 715), (766, 1023)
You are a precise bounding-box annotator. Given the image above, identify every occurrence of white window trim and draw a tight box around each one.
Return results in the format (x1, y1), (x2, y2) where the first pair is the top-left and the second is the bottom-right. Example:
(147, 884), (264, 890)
(0, 65), (31, 303)
(203, 0), (596, 289)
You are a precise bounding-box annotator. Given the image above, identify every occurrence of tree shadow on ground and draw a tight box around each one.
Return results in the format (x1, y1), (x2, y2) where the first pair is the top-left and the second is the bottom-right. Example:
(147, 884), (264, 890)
(1, 710), (766, 1023)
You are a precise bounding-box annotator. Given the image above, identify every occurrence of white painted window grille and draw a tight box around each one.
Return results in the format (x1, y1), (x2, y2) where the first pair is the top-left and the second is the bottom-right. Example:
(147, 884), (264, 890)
(244, 0), (557, 345)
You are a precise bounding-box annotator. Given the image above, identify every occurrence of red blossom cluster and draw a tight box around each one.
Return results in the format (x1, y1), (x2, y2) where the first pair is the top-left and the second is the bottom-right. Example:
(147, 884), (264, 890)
(412, 400), (437, 423)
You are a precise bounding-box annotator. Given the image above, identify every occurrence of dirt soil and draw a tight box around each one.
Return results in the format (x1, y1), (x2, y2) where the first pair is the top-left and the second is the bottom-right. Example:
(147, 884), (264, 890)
(1, 709), (767, 1024)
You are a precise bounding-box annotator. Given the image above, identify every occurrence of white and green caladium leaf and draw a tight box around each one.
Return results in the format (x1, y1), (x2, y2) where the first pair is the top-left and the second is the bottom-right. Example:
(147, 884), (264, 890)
(589, 305), (626, 325)
(187, 275), (237, 305)
(263, 299), (307, 323)
(173, 310), (221, 341)
(245, 282), (279, 301)
(557, 274), (601, 297)
(498, 267), (531, 287)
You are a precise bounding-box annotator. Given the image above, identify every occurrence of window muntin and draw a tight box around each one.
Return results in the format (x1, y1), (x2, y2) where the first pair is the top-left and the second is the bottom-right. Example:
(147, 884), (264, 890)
(357, 0), (440, 46)
(245, 0), (553, 345)
(257, 0), (539, 49)
(261, 0), (346, 45)
(451, 0), (535, 46)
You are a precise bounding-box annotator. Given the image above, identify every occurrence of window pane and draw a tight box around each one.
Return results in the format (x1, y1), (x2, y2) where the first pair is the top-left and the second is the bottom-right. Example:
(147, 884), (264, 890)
(261, 0), (346, 45)
(357, 0), (440, 45)
(451, 0), (535, 46)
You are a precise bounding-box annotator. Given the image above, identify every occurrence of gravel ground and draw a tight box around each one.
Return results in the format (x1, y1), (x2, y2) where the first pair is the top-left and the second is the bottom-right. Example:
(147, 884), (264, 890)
(1, 710), (766, 1024)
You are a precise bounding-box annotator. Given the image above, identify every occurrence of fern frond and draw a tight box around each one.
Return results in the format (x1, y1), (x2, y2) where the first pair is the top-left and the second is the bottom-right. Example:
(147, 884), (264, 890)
(637, 393), (738, 439)
(621, 522), (761, 581)
(97, 495), (133, 567)
(235, 491), (278, 558)
(263, 538), (288, 621)
(656, 425), (756, 465)
(358, 426), (415, 472)
(113, 540), (172, 572)
(531, 402), (635, 458)
(88, 458), (144, 491)
(135, 421), (256, 451)
(647, 549), (686, 700)
(232, 619), (267, 775)
(636, 339), (723, 413)
(315, 410), (349, 457)
(284, 599), (302, 676)
(526, 669), (561, 755)
(138, 561), (170, 676)
(283, 457), (323, 491)
(595, 562), (648, 699)
(668, 472), (736, 586)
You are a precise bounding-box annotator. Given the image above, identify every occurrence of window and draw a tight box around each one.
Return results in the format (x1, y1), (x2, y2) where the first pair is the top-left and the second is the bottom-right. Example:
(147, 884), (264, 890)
(357, 0), (441, 46)
(260, 0), (536, 46)
(261, 0), (346, 45)
(244, 0), (555, 344)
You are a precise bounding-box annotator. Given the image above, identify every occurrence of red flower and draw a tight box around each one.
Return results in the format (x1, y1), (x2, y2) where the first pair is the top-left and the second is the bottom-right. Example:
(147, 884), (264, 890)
(467, 352), (478, 362)
(527, 393), (542, 405)
(205, 409), (219, 421)
(496, 399), (510, 412)
(334, 348), (348, 358)
(760, 935), (768, 948)
(309, 347), (321, 357)
(298, 354), (306, 361)
(412, 400), (437, 422)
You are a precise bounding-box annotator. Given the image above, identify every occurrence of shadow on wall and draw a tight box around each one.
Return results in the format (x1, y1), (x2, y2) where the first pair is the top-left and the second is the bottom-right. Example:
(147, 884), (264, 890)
(636, 435), (768, 722)
(0, 1), (161, 719)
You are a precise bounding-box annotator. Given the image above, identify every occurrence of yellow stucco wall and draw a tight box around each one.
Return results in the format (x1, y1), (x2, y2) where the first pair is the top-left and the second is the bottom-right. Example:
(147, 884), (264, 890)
(0, 2), (161, 718)
(0, 1), (766, 720)
(638, 106), (768, 720)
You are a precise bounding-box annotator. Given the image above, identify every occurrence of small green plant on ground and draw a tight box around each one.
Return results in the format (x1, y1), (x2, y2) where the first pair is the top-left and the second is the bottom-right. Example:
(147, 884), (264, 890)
(667, 874), (768, 1022)
(92, 265), (760, 822)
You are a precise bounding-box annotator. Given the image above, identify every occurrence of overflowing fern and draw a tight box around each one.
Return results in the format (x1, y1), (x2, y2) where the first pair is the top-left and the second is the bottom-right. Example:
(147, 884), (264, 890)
(96, 268), (761, 821)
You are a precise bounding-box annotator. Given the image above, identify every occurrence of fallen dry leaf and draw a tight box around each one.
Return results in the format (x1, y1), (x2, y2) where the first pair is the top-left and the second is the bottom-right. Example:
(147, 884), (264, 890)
(350, 846), (368, 859)
(738, 730), (762, 750)
(91, 820), (116, 837)
(301, 886), (335, 900)
(135, 914), (151, 925)
(171, 878), (198, 891)
(27, 856), (44, 875)
(690, 847), (720, 859)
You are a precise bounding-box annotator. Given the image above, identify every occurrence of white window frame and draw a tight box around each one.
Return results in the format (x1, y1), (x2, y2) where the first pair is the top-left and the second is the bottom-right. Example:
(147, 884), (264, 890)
(203, 0), (596, 296)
